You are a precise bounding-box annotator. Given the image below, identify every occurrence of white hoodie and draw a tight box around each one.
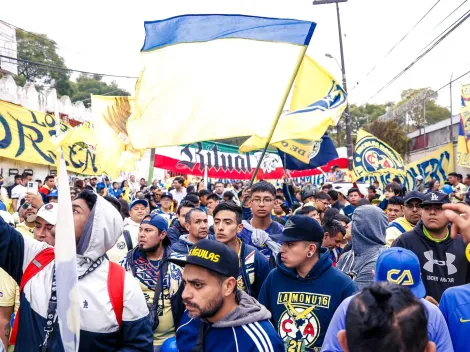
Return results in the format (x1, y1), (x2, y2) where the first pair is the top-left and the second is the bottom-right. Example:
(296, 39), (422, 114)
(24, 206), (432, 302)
(107, 217), (140, 263)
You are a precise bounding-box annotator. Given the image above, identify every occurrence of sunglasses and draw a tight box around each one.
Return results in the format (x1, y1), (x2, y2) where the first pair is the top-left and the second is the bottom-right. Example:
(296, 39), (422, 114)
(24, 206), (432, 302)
(22, 202), (32, 209)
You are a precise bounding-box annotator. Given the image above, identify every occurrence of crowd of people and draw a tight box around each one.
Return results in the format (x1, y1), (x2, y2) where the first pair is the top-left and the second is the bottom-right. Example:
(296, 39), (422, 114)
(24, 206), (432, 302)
(1, 170), (470, 351)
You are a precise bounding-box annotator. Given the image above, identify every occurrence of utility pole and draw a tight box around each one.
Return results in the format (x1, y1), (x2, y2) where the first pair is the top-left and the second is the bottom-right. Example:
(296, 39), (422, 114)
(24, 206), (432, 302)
(450, 73), (454, 144)
(313, 0), (353, 169)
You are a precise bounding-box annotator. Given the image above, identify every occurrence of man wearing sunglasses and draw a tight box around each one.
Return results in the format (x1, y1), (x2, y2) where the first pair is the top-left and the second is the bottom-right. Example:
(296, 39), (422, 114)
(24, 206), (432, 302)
(385, 191), (424, 246)
(392, 191), (470, 303)
(15, 200), (37, 238)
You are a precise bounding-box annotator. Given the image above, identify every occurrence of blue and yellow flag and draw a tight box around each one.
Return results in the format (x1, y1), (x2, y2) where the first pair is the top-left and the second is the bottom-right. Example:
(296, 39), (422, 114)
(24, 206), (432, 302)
(127, 14), (316, 149)
(457, 84), (470, 168)
(353, 129), (405, 179)
(239, 56), (347, 163)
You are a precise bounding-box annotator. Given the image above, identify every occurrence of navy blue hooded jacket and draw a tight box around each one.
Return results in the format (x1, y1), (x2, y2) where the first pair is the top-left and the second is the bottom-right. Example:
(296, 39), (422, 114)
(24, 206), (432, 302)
(171, 234), (216, 255)
(166, 219), (187, 245)
(258, 248), (358, 351)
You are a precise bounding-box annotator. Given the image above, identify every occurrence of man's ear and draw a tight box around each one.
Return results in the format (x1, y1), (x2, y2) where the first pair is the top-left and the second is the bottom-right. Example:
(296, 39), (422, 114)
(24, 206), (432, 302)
(337, 330), (349, 352)
(237, 223), (244, 234)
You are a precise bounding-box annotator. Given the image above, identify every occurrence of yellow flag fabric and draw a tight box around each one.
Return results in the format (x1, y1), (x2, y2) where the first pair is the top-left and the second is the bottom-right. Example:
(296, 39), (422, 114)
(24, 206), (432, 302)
(353, 129), (405, 179)
(239, 56), (347, 163)
(0, 100), (101, 175)
(457, 84), (470, 168)
(91, 96), (143, 178)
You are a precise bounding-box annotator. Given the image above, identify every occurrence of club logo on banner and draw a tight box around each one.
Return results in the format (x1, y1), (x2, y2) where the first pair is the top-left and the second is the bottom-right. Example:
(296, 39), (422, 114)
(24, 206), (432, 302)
(0, 100), (101, 175)
(353, 130), (405, 178)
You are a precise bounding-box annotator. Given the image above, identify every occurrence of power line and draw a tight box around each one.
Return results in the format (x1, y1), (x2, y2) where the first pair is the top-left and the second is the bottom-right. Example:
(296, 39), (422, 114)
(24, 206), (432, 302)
(364, 9), (470, 104)
(432, 0), (468, 29)
(351, 0), (442, 90)
(0, 54), (138, 79)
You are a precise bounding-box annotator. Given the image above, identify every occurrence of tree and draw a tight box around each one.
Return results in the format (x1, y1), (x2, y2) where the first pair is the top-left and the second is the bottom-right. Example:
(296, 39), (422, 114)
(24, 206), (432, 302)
(69, 75), (130, 103)
(15, 29), (73, 96)
(365, 120), (410, 156)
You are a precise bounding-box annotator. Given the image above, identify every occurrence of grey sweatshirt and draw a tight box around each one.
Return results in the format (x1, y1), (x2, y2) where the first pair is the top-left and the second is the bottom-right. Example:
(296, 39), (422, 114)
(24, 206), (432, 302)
(337, 205), (387, 290)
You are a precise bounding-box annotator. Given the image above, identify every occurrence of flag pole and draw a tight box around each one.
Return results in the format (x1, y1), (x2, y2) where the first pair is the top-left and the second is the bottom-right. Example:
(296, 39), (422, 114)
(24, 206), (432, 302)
(246, 46), (308, 189)
(148, 148), (156, 185)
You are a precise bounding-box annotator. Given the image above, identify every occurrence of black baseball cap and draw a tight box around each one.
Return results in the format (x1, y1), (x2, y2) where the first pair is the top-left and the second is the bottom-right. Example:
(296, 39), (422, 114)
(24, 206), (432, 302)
(271, 215), (325, 243)
(403, 191), (424, 204)
(169, 239), (239, 278)
(420, 191), (450, 207)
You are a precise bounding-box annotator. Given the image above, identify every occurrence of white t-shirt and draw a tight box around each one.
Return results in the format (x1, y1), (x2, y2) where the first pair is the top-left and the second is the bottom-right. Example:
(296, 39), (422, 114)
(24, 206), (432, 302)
(11, 184), (26, 210)
(170, 187), (187, 204)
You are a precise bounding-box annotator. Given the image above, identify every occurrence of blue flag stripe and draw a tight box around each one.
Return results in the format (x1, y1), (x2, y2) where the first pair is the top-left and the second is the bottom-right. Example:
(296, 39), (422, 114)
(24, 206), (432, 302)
(142, 14), (316, 51)
(278, 135), (338, 171)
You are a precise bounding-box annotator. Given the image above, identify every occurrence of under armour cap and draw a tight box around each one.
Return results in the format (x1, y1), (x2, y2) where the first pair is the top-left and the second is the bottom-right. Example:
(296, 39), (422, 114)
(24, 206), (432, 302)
(169, 239), (239, 279)
(420, 191), (450, 207)
(375, 248), (426, 298)
(27, 203), (58, 225)
(130, 199), (149, 209)
(271, 215), (324, 243)
(403, 190), (424, 204)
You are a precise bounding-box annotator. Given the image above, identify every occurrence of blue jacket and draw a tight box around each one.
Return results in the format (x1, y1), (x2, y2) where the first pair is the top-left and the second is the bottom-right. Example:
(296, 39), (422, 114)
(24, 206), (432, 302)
(439, 283), (470, 351)
(176, 291), (284, 352)
(0, 197), (153, 352)
(109, 188), (123, 198)
(167, 219), (187, 245)
(258, 249), (357, 350)
(323, 295), (453, 352)
(238, 241), (271, 298)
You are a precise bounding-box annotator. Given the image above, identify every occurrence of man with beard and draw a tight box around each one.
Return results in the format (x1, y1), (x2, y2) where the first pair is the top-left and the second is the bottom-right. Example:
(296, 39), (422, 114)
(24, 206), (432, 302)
(393, 191), (470, 303)
(173, 240), (284, 352)
(213, 202), (269, 297)
(214, 182), (225, 200)
(386, 191), (423, 246)
(120, 214), (185, 351)
(258, 215), (357, 350)
(0, 190), (153, 351)
(172, 208), (212, 255)
(15, 199), (37, 238)
(85, 176), (98, 192)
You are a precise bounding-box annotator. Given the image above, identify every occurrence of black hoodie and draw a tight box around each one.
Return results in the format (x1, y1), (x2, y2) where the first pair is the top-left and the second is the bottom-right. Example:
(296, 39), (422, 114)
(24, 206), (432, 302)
(392, 221), (470, 301)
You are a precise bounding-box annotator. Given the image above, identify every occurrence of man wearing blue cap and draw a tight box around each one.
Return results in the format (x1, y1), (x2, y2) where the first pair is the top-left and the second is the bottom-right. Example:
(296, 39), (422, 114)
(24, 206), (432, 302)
(258, 215), (357, 350)
(120, 214), (184, 352)
(322, 247), (453, 352)
(393, 191), (470, 302)
(108, 198), (149, 262)
(385, 190), (424, 246)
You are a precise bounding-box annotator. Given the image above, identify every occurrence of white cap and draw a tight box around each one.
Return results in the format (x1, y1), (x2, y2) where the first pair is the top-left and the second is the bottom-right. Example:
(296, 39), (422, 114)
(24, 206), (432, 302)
(0, 211), (14, 226)
(27, 203), (58, 225)
(416, 175), (423, 180)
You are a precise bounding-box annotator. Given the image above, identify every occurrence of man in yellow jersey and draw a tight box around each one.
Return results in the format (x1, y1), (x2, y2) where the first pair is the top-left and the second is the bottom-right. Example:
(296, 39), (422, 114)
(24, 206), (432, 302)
(386, 191), (423, 246)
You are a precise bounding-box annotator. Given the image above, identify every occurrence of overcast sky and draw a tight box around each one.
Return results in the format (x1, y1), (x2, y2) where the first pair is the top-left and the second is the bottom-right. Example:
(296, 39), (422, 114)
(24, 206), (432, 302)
(2, 0), (470, 114)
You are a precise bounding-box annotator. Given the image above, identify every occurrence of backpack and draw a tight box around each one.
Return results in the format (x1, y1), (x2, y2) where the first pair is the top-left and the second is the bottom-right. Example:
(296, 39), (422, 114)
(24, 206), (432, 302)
(10, 248), (125, 345)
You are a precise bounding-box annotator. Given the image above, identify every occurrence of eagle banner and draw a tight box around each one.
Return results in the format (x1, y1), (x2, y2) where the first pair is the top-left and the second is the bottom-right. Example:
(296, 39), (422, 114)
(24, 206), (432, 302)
(353, 129), (405, 179)
(0, 100), (101, 175)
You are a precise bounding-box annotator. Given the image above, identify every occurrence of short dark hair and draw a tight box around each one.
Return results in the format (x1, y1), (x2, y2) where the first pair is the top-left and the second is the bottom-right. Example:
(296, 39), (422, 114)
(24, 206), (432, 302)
(198, 190), (210, 197)
(173, 176), (185, 186)
(177, 200), (196, 215)
(44, 175), (54, 182)
(213, 201), (242, 225)
(323, 218), (345, 237)
(251, 181), (276, 197)
(315, 192), (331, 201)
(297, 205), (317, 216)
(14, 174), (22, 180)
(75, 190), (98, 211)
(21, 172), (30, 180)
(368, 185), (376, 192)
(215, 181), (224, 187)
(328, 190), (339, 202)
(184, 207), (206, 224)
(223, 191), (234, 200)
(457, 173), (463, 180)
(357, 198), (370, 207)
(346, 282), (428, 352)
(387, 196), (404, 207)
(112, 181), (118, 187)
(118, 199), (130, 219)
(335, 213), (351, 224)
(347, 187), (361, 196)
(104, 196), (122, 215)
(448, 172), (458, 177)
(207, 193), (220, 202)
(322, 184), (333, 191)
(385, 183), (402, 196)
(184, 193), (200, 204)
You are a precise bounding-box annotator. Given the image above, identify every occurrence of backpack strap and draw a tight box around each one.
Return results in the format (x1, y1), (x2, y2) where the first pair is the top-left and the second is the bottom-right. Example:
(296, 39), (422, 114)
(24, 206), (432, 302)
(122, 229), (133, 251)
(108, 261), (125, 328)
(10, 247), (55, 345)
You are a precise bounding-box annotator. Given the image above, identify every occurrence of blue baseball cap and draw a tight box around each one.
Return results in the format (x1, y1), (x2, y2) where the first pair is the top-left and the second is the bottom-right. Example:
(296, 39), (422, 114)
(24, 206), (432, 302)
(141, 214), (170, 246)
(130, 199), (148, 209)
(374, 248), (426, 298)
(49, 189), (58, 198)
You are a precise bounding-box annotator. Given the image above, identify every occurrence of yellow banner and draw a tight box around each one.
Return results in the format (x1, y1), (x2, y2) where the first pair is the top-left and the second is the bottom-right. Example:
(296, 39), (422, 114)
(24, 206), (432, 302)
(0, 100), (101, 175)
(353, 129), (405, 179)
(457, 84), (470, 168)
(358, 143), (454, 191)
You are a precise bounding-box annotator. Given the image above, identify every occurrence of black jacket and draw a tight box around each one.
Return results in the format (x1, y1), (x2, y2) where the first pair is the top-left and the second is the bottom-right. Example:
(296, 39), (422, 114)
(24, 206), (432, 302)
(392, 222), (470, 301)
(167, 219), (187, 245)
